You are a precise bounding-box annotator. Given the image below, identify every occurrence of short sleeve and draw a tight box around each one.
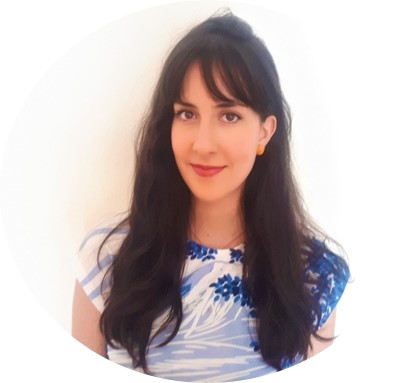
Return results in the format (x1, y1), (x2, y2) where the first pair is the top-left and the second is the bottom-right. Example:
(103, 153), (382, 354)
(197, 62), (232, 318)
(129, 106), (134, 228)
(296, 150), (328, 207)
(76, 213), (129, 313)
(304, 239), (350, 330)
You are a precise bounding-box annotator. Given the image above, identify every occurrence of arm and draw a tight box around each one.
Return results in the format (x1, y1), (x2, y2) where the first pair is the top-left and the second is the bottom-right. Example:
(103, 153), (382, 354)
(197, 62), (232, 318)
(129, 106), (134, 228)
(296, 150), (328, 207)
(71, 279), (107, 357)
(307, 308), (336, 358)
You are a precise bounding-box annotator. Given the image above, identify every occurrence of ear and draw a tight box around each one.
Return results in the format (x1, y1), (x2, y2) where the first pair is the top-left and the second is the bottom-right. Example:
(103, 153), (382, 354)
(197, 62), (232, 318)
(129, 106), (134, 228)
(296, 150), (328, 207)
(259, 115), (277, 147)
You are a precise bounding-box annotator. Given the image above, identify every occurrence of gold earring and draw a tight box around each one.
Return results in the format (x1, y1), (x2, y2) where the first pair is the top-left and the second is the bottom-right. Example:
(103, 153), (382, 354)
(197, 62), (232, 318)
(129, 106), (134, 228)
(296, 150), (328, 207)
(256, 146), (265, 156)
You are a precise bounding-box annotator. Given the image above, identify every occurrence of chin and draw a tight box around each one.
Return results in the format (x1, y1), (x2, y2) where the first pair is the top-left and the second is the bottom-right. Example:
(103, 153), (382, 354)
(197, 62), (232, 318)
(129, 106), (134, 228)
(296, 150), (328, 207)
(190, 187), (243, 206)
(191, 193), (223, 204)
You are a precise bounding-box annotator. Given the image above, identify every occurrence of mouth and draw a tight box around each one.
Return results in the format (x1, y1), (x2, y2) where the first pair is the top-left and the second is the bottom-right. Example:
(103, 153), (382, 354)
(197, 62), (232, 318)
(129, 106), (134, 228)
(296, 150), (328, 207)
(191, 164), (226, 177)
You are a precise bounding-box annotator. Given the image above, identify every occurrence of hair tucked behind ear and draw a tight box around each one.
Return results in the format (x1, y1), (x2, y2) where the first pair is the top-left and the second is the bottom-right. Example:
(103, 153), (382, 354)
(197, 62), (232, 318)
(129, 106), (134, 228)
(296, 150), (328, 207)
(98, 10), (343, 373)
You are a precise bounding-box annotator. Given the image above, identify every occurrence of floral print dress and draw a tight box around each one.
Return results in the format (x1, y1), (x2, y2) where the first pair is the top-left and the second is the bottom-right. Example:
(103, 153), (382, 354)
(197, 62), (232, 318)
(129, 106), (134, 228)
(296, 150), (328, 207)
(77, 216), (350, 382)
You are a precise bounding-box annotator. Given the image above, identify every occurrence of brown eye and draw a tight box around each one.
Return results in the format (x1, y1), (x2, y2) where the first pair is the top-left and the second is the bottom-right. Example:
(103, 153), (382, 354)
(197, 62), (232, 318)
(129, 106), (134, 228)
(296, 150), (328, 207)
(221, 113), (240, 123)
(176, 110), (195, 120)
(185, 111), (194, 119)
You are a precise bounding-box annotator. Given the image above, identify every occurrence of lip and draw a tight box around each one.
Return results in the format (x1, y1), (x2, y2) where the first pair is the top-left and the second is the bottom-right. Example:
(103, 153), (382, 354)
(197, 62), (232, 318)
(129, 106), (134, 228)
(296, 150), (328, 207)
(191, 164), (226, 177)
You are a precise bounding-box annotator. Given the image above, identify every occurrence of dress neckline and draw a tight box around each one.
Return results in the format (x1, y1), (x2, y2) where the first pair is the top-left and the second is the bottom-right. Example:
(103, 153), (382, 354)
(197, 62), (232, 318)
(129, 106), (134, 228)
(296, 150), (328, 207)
(187, 239), (245, 252)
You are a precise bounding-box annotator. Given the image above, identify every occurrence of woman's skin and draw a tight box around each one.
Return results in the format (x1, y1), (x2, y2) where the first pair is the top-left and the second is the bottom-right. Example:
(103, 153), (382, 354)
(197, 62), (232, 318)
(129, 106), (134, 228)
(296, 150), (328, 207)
(72, 280), (106, 357)
(72, 61), (336, 362)
(171, 61), (276, 249)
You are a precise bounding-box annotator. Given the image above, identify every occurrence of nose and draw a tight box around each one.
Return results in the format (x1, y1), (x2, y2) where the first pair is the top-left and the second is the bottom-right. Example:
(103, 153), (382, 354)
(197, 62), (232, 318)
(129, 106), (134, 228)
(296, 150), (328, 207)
(192, 118), (217, 154)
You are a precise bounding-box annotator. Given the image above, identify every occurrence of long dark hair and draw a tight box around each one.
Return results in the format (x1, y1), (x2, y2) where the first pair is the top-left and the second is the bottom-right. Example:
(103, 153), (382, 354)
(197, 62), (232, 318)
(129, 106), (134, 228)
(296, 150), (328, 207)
(99, 11), (330, 373)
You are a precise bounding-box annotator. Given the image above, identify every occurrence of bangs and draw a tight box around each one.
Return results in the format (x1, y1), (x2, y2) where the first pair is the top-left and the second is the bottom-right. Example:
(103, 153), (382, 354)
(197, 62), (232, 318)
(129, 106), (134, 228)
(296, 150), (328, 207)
(165, 36), (270, 117)
(159, 18), (279, 118)
(199, 51), (255, 107)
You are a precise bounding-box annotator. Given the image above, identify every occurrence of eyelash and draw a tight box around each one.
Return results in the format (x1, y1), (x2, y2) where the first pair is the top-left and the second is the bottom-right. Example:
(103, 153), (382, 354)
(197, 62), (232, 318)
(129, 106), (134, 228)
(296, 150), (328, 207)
(221, 112), (241, 123)
(174, 110), (195, 121)
(174, 110), (242, 123)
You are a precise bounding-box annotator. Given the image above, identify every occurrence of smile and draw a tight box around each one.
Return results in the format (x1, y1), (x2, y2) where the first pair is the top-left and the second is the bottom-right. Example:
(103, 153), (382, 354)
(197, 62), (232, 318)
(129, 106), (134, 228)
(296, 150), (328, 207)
(191, 164), (226, 177)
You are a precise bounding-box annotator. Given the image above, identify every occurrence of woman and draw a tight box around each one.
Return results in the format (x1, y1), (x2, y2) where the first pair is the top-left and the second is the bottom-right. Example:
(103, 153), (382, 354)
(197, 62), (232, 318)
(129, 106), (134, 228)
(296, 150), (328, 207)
(72, 11), (350, 382)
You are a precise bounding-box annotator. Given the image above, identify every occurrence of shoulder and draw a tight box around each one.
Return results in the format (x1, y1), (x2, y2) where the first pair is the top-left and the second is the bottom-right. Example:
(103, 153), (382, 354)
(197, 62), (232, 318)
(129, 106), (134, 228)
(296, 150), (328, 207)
(77, 212), (130, 277)
(78, 211), (130, 255)
(76, 211), (130, 312)
(303, 238), (350, 285)
(303, 238), (350, 329)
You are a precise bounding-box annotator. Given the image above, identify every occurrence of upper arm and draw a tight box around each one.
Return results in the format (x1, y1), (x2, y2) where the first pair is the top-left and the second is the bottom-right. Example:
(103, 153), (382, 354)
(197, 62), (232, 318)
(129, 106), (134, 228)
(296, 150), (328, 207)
(71, 279), (107, 357)
(304, 240), (350, 358)
(72, 216), (128, 358)
(307, 308), (336, 358)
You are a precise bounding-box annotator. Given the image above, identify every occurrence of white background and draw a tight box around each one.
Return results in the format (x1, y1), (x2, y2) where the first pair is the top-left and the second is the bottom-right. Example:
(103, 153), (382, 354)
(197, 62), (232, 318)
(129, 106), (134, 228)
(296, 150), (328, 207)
(0, 0), (414, 382)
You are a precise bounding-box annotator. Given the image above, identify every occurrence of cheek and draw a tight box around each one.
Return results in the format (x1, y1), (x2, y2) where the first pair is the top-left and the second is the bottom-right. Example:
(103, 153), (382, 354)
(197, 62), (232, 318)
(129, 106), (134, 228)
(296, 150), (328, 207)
(230, 133), (258, 159)
(227, 132), (260, 176)
(229, 122), (262, 154)
(171, 126), (184, 159)
(227, 141), (257, 173)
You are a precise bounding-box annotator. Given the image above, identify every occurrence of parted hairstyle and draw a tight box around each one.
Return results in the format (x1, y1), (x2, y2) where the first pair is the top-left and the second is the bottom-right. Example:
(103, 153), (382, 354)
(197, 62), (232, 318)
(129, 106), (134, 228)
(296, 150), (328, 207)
(98, 10), (333, 373)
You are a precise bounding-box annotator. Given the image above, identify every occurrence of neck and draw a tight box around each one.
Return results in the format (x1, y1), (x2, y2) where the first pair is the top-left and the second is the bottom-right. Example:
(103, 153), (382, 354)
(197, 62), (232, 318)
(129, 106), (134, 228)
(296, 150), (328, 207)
(189, 197), (245, 249)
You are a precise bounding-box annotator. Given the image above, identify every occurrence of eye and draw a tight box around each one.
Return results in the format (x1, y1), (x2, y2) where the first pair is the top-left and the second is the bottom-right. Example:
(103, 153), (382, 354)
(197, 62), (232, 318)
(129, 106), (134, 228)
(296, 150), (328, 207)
(221, 112), (241, 123)
(175, 110), (195, 121)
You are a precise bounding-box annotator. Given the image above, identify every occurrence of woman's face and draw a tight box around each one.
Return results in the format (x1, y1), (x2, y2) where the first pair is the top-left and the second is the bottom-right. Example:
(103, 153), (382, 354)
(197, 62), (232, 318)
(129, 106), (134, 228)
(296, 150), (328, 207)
(171, 62), (276, 206)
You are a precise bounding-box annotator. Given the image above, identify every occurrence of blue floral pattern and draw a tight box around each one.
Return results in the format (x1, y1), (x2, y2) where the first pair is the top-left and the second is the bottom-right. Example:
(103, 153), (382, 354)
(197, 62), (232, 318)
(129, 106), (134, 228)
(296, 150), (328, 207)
(209, 273), (256, 317)
(230, 248), (244, 263)
(80, 223), (349, 382)
(303, 238), (350, 329)
(186, 240), (217, 261)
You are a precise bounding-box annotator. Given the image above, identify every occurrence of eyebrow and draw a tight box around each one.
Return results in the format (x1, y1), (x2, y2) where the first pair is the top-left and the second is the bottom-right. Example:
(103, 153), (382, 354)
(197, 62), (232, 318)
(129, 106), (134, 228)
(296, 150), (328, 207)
(174, 99), (247, 108)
